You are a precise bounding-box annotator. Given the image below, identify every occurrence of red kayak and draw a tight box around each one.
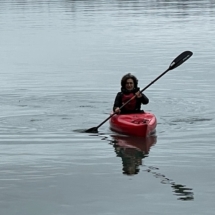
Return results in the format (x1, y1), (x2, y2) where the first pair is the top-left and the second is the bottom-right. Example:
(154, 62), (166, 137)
(109, 112), (157, 137)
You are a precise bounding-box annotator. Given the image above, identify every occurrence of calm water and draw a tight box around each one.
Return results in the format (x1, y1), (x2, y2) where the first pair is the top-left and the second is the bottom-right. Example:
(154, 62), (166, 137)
(1, 0), (215, 214)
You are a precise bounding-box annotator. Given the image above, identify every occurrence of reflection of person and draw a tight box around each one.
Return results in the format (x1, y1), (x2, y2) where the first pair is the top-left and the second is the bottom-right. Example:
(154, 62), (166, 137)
(113, 73), (149, 114)
(114, 146), (145, 175)
(112, 135), (157, 176)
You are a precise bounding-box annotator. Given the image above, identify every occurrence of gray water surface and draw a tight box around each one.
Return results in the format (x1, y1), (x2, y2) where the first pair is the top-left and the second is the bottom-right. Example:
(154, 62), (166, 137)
(1, 1), (215, 215)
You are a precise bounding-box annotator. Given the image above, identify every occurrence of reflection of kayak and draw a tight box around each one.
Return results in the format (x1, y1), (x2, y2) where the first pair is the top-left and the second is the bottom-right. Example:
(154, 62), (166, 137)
(112, 135), (157, 154)
(109, 111), (157, 137)
(111, 135), (157, 175)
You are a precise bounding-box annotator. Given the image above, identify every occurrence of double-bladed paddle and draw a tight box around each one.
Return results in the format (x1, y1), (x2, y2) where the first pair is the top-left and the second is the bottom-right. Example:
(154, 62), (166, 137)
(85, 50), (193, 133)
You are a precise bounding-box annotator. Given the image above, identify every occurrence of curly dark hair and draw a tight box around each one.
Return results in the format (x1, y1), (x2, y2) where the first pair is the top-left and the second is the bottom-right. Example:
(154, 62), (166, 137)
(121, 73), (138, 89)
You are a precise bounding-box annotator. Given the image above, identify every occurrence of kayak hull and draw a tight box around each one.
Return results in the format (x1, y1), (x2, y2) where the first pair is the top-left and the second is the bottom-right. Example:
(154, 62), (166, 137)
(109, 112), (157, 137)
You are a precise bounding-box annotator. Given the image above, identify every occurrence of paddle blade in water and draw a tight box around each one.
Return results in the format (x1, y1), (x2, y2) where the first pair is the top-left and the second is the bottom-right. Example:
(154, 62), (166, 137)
(85, 127), (98, 133)
(169, 51), (193, 70)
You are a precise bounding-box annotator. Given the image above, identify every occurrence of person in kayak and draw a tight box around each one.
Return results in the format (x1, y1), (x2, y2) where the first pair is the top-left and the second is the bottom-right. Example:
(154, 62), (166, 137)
(113, 73), (149, 114)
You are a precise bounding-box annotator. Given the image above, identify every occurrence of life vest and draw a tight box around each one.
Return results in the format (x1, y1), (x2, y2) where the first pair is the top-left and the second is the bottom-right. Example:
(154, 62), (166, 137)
(122, 93), (137, 111)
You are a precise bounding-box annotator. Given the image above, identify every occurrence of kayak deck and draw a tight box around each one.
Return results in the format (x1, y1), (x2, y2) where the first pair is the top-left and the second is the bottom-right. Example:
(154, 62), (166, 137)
(109, 112), (157, 137)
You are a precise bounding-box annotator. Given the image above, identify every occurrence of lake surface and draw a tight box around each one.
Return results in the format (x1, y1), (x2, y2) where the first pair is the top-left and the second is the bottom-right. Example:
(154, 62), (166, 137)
(1, 0), (215, 214)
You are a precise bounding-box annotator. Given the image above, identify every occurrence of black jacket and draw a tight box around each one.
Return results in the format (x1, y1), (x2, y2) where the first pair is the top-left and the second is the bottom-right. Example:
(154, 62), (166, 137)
(113, 87), (149, 114)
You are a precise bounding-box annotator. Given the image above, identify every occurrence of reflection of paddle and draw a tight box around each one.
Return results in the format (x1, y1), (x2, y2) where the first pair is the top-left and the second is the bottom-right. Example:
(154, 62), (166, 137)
(145, 166), (194, 201)
(85, 51), (193, 133)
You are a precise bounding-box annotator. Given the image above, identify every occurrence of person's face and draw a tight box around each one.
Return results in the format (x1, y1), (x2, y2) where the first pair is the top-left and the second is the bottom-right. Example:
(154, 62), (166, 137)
(125, 78), (134, 91)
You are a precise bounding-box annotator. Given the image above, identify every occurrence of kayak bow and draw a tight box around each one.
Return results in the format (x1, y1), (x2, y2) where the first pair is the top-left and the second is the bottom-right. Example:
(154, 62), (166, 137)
(109, 112), (157, 137)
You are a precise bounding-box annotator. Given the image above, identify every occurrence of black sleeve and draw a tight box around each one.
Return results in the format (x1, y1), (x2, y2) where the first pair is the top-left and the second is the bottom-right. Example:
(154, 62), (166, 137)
(134, 88), (149, 105)
(139, 93), (149, 104)
(113, 92), (122, 111)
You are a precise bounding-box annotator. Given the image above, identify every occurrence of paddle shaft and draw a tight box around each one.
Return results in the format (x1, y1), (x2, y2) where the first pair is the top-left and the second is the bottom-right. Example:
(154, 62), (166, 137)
(86, 51), (193, 132)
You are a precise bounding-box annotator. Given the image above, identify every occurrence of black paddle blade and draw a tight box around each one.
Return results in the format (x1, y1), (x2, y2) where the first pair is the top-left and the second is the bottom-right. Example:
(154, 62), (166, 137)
(85, 127), (98, 133)
(169, 51), (193, 70)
